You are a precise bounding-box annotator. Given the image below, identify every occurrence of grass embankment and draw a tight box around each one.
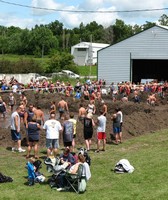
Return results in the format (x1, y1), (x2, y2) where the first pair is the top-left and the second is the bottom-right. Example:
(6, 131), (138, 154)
(1, 129), (168, 200)
(0, 54), (97, 76)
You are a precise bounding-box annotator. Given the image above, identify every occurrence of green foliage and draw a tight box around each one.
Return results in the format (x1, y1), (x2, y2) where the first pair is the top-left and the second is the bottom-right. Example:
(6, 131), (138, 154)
(0, 15), (167, 56)
(0, 57), (43, 73)
(46, 51), (76, 73)
(158, 14), (168, 26)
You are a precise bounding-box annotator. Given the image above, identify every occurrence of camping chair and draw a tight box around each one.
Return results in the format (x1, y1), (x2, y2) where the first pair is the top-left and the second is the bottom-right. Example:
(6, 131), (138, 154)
(65, 164), (87, 193)
(44, 158), (69, 188)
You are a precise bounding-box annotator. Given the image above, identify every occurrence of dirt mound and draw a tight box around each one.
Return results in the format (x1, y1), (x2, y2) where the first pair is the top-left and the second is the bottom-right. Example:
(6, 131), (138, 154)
(1, 91), (168, 148)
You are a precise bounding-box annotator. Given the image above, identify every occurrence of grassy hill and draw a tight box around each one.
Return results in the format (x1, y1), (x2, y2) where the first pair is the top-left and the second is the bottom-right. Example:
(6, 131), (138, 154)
(0, 54), (97, 76)
(1, 129), (168, 200)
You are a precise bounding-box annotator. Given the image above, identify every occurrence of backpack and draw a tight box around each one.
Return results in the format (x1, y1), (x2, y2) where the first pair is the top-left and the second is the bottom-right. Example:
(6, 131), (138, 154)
(0, 173), (13, 183)
(78, 178), (87, 193)
(78, 147), (91, 166)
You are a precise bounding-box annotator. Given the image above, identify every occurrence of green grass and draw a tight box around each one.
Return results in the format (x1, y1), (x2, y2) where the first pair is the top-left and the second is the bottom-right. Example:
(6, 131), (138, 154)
(1, 129), (168, 200)
(0, 54), (97, 76)
(0, 54), (50, 62)
(77, 65), (97, 76)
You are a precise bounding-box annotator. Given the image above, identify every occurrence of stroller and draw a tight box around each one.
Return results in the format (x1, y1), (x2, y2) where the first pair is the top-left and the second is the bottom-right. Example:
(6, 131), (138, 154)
(44, 157), (70, 188)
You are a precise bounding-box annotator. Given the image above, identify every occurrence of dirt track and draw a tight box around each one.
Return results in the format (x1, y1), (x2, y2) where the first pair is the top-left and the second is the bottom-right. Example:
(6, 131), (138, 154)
(1, 91), (168, 148)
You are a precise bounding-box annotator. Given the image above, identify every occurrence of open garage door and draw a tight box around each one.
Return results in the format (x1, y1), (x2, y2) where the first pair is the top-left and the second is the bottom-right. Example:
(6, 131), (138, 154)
(132, 59), (168, 83)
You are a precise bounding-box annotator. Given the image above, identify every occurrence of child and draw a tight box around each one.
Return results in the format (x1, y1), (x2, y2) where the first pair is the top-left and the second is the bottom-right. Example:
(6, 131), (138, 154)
(27, 157), (36, 186)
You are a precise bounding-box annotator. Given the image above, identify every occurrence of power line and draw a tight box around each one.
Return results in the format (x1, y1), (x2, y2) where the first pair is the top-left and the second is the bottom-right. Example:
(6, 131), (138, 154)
(0, 0), (168, 13)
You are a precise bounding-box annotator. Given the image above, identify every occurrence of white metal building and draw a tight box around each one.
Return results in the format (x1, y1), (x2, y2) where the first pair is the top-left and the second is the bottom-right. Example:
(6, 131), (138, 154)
(98, 25), (168, 84)
(71, 42), (109, 66)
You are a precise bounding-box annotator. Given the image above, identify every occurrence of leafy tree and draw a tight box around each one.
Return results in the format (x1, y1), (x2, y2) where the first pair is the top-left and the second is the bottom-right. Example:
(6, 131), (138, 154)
(7, 32), (22, 54)
(102, 25), (114, 44)
(47, 52), (75, 73)
(29, 25), (58, 57)
(112, 19), (134, 43)
(132, 24), (142, 34)
(142, 21), (156, 30)
(158, 14), (168, 26)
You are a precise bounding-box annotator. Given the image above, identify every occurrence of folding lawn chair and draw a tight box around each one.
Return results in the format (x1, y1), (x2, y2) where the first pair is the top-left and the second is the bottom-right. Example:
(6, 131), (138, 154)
(65, 164), (87, 194)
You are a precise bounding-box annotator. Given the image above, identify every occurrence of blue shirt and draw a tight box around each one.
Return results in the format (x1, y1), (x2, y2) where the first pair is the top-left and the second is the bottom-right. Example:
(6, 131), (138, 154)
(27, 162), (36, 179)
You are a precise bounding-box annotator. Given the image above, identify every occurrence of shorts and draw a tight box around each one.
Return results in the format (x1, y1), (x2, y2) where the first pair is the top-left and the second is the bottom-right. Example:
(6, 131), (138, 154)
(11, 130), (21, 141)
(64, 141), (72, 147)
(78, 116), (84, 122)
(73, 134), (76, 139)
(113, 127), (121, 134)
(59, 108), (65, 113)
(97, 132), (106, 140)
(120, 123), (123, 132)
(28, 135), (39, 142)
(84, 131), (93, 140)
(46, 139), (59, 149)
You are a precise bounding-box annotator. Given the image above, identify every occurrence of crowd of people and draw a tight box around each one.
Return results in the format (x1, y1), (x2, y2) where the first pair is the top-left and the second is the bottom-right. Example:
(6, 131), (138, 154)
(1, 76), (168, 190)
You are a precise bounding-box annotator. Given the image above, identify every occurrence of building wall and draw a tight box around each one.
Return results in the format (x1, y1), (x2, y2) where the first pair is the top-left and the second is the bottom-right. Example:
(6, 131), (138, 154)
(98, 26), (168, 84)
(71, 42), (109, 66)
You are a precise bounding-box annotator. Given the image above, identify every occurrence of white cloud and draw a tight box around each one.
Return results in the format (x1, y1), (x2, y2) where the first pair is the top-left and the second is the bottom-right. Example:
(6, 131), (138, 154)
(31, 0), (63, 16)
(0, 0), (168, 29)
(0, 13), (46, 29)
(60, 6), (118, 28)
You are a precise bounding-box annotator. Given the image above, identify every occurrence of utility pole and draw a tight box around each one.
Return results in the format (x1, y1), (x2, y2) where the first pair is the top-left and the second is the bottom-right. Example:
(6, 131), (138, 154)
(89, 35), (93, 78)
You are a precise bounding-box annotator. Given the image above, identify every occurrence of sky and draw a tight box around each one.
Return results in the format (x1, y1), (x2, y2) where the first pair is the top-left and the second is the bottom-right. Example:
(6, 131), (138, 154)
(0, 0), (168, 29)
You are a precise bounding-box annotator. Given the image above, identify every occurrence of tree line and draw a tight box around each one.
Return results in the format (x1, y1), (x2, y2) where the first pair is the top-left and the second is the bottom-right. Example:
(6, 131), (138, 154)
(0, 14), (168, 74)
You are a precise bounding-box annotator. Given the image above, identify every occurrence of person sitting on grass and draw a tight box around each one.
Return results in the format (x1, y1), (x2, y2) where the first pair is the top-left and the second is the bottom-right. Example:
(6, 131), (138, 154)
(27, 157), (36, 186)
(56, 154), (91, 191)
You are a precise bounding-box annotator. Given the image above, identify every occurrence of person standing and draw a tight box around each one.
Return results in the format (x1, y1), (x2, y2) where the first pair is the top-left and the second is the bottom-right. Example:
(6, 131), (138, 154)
(95, 110), (107, 152)
(26, 116), (41, 159)
(34, 106), (44, 125)
(101, 100), (108, 116)
(49, 101), (56, 114)
(57, 97), (69, 119)
(11, 106), (26, 152)
(43, 113), (62, 157)
(0, 98), (7, 118)
(83, 113), (95, 151)
(78, 103), (87, 122)
(24, 104), (35, 129)
(86, 100), (96, 115)
(8, 93), (16, 112)
(62, 114), (74, 151)
(20, 92), (28, 108)
(117, 108), (123, 143)
(68, 112), (77, 152)
(111, 108), (121, 145)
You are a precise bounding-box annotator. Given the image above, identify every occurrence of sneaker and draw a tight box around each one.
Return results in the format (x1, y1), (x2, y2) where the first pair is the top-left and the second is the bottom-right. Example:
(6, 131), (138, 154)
(18, 148), (26, 153)
(95, 150), (99, 153)
(12, 147), (17, 152)
(57, 188), (65, 191)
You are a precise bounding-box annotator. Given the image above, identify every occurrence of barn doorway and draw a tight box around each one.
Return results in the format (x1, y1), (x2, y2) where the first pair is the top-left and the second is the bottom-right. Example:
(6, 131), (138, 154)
(132, 59), (168, 83)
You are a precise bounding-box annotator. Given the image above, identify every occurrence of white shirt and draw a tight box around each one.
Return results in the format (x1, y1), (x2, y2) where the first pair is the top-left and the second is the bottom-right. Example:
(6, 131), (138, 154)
(43, 119), (62, 139)
(12, 85), (18, 93)
(118, 111), (123, 123)
(97, 115), (106, 132)
(83, 162), (91, 181)
(11, 111), (20, 130)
